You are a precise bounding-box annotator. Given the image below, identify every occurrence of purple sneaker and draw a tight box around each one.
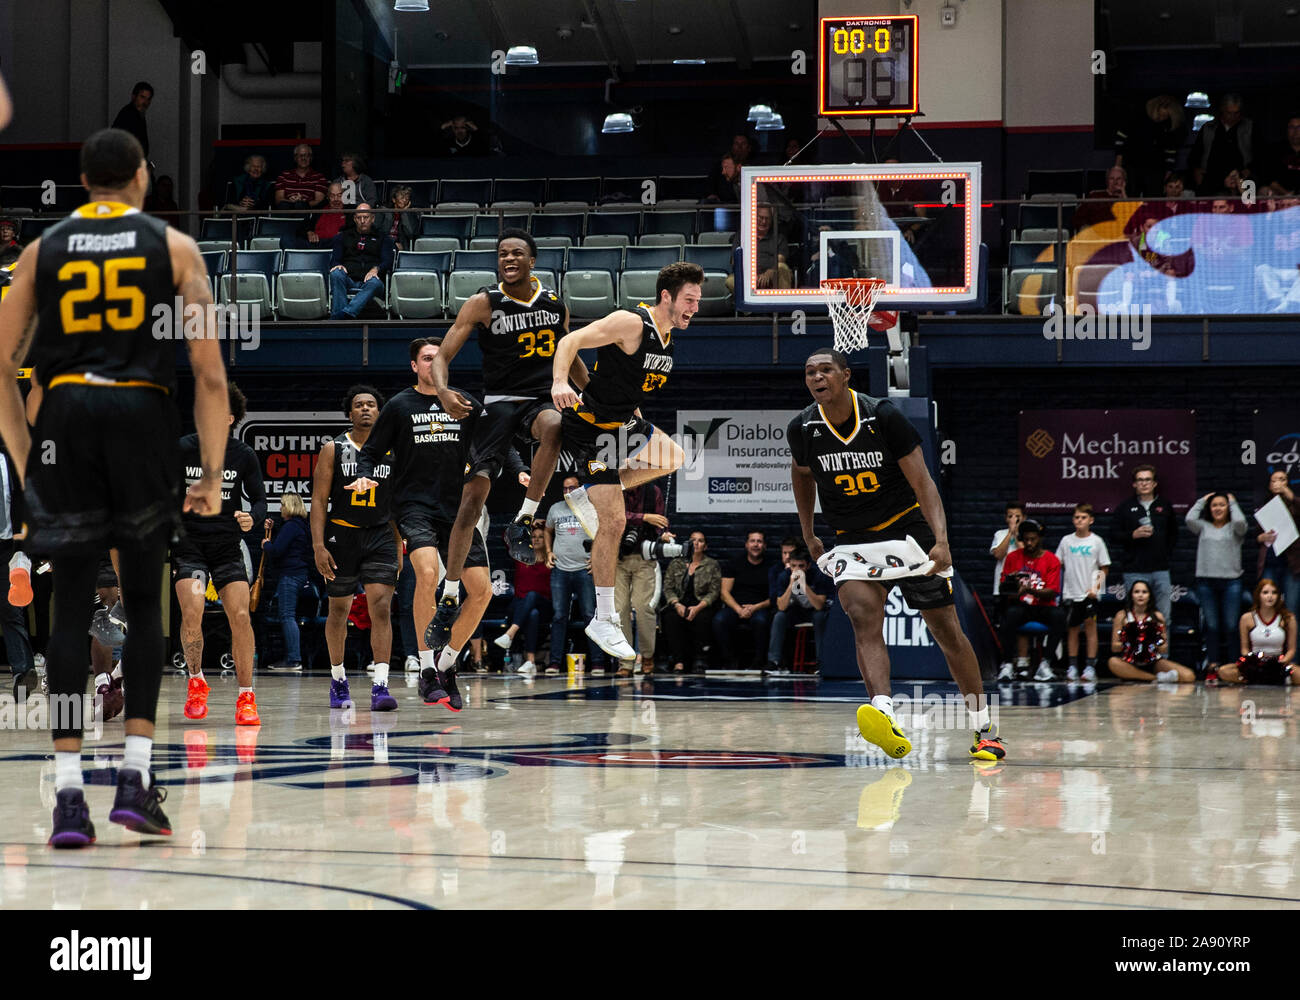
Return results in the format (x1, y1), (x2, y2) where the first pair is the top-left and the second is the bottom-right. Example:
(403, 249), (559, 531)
(370, 683), (397, 712)
(330, 677), (353, 709)
(49, 788), (96, 848)
(108, 770), (172, 837)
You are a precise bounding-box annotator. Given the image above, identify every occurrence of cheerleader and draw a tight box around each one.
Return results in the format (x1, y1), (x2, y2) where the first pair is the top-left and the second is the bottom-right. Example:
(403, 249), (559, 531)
(1108, 579), (1195, 682)
(1218, 578), (1296, 685)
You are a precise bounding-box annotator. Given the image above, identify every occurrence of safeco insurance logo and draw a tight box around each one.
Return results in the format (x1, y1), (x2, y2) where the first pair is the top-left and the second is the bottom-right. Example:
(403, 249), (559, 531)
(50, 932), (151, 980)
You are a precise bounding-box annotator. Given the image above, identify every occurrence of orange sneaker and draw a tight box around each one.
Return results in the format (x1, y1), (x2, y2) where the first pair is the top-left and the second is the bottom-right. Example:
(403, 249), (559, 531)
(183, 675), (210, 720)
(8, 554), (32, 607)
(235, 690), (261, 726)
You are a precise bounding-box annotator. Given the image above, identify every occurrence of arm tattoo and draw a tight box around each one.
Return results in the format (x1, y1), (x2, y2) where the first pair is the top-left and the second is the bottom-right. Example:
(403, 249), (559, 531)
(9, 315), (36, 366)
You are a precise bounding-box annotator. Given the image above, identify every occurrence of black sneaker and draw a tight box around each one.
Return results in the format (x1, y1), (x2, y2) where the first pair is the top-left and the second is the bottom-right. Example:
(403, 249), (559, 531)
(49, 788), (96, 848)
(424, 596), (460, 650)
(108, 770), (172, 837)
(13, 668), (43, 701)
(442, 669), (463, 712)
(504, 514), (536, 564)
(418, 667), (449, 706)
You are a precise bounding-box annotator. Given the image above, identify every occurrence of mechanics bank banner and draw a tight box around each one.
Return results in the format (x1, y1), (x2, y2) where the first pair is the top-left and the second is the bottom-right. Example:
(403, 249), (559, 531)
(675, 410), (805, 513)
(1018, 409), (1196, 513)
(237, 411), (344, 511)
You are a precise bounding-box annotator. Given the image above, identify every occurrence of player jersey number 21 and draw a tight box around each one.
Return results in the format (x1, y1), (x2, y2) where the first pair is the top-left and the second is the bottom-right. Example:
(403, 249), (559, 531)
(58, 256), (148, 333)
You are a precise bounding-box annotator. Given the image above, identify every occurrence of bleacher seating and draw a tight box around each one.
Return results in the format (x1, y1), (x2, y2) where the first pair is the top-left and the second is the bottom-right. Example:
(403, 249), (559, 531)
(438, 178), (493, 206)
(218, 249), (280, 318)
(276, 250), (333, 319)
(446, 270), (497, 313)
(567, 246), (623, 275)
(390, 252), (445, 319)
(546, 177), (600, 204)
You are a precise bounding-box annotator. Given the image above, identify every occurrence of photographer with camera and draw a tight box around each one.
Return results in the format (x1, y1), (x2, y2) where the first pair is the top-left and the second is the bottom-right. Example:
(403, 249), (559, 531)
(662, 531), (721, 674)
(766, 548), (832, 672)
(614, 483), (676, 676)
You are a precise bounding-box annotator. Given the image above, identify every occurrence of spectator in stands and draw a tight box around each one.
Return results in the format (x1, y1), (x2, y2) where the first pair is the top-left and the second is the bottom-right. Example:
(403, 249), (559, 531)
(728, 202), (791, 293)
(1265, 115), (1300, 196)
(0, 220), (20, 268)
(997, 518), (1066, 681)
(335, 152), (377, 207)
(1113, 95), (1186, 197)
(144, 175), (178, 215)
(305, 181), (348, 246)
(990, 500), (1025, 601)
(713, 530), (775, 669)
(1056, 503), (1110, 683)
(1108, 579), (1194, 683)
(275, 143), (328, 209)
(1218, 578), (1296, 685)
(495, 523), (553, 675)
(376, 185), (419, 252)
(441, 115), (492, 156)
(545, 476), (607, 675)
(1163, 171), (1191, 201)
(328, 204), (394, 319)
(766, 548), (832, 671)
(225, 155), (273, 213)
(1191, 94), (1255, 196)
(111, 81), (152, 159)
(262, 496), (312, 672)
(1256, 470), (1300, 611)
(662, 531), (721, 673)
(1111, 464), (1178, 625)
(768, 536), (800, 597)
(730, 133), (755, 167)
(704, 154), (741, 204)
(1186, 491), (1247, 672)
(615, 482), (670, 676)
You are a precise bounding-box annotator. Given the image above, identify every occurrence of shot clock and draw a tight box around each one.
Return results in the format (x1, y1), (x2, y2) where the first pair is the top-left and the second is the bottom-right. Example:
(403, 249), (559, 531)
(818, 14), (919, 117)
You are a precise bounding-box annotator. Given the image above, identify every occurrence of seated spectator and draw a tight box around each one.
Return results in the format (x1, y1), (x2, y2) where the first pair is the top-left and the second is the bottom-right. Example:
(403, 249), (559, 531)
(615, 482), (670, 676)
(275, 143), (328, 209)
(661, 531), (721, 673)
(0, 220), (20, 268)
(335, 151), (377, 207)
(1113, 95), (1186, 197)
(728, 202), (790, 292)
(989, 500), (1024, 603)
(225, 155), (273, 213)
(712, 530), (775, 669)
(996, 518), (1066, 681)
(305, 181), (347, 246)
(1218, 579), (1296, 685)
(730, 132), (755, 167)
(768, 535), (800, 597)
(376, 184), (419, 251)
(1163, 171), (1191, 200)
(545, 476), (607, 675)
(1186, 491), (1246, 672)
(441, 115), (491, 156)
(1074, 166), (1133, 230)
(1107, 579), (1195, 683)
(328, 204), (394, 319)
(262, 495), (312, 672)
(703, 154), (741, 204)
(1256, 470), (1300, 611)
(1056, 503), (1110, 683)
(1191, 94), (1255, 195)
(766, 548), (831, 671)
(495, 522), (553, 675)
(144, 175), (179, 215)
(1266, 115), (1300, 196)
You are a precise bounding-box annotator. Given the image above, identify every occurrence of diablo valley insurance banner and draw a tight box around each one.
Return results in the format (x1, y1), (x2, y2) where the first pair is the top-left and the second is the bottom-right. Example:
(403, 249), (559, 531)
(1018, 409), (1196, 513)
(237, 411), (345, 511)
(675, 410), (806, 513)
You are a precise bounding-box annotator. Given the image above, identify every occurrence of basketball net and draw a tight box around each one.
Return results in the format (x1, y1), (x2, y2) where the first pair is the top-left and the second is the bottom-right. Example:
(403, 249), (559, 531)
(820, 278), (895, 353)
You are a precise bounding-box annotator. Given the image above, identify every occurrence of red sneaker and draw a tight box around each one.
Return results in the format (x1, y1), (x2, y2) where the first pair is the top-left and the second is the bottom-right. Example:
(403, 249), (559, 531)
(235, 690), (261, 726)
(183, 675), (210, 720)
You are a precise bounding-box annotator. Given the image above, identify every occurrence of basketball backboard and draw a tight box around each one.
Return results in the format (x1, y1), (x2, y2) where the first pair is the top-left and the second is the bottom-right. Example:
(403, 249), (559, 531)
(738, 162), (982, 311)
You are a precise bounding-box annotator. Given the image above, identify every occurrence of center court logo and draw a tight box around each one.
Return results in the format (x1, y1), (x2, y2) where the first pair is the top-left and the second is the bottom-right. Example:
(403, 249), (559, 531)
(49, 932), (151, 980)
(1025, 428), (1055, 459)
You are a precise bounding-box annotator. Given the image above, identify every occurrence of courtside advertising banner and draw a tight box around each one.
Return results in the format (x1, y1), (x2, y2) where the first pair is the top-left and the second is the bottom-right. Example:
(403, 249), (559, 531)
(1018, 409), (1196, 513)
(675, 410), (806, 513)
(237, 411), (344, 511)
(1252, 408), (1300, 500)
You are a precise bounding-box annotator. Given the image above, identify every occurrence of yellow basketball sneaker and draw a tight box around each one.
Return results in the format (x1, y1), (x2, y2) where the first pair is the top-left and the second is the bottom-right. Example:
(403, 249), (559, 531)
(857, 768), (913, 829)
(970, 724), (1007, 761)
(856, 704), (912, 758)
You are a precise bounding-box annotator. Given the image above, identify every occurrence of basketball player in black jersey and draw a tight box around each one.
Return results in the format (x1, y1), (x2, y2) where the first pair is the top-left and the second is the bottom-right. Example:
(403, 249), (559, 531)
(550, 263), (699, 661)
(790, 349), (1005, 761)
(310, 384), (400, 711)
(0, 128), (230, 846)
(348, 338), (487, 712)
(425, 230), (588, 658)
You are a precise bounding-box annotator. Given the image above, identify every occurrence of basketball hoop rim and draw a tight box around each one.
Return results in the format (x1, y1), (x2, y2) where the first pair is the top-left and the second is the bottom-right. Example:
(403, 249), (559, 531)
(819, 276), (887, 307)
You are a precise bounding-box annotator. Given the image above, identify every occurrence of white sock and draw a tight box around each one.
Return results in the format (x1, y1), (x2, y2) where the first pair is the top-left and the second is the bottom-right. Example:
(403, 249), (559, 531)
(517, 498), (539, 520)
(373, 661), (389, 685)
(331, 662), (346, 681)
(871, 694), (895, 719)
(110, 663), (122, 680)
(1016, 657), (1030, 668)
(596, 587), (615, 618)
(122, 734), (152, 788)
(94, 672), (111, 689)
(55, 752), (83, 792)
(419, 648), (437, 670)
(443, 586), (460, 606)
(437, 647), (460, 673)
(239, 686), (253, 696)
(970, 706), (991, 731)
(190, 669), (205, 682)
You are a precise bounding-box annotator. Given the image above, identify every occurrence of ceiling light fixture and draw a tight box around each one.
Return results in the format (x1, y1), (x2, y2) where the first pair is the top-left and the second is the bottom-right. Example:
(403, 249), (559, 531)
(393, 0), (429, 10)
(673, 58), (706, 64)
(755, 113), (785, 131)
(747, 103), (774, 122)
(1184, 91), (1210, 109)
(504, 45), (539, 65)
(602, 113), (636, 133)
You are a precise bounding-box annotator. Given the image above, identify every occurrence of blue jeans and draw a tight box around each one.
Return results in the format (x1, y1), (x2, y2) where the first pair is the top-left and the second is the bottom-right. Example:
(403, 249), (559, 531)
(276, 572), (307, 664)
(1123, 570), (1172, 625)
(550, 568), (603, 667)
(329, 270), (383, 319)
(712, 606), (772, 668)
(508, 591), (553, 653)
(1195, 577), (1242, 667)
(767, 605), (829, 667)
(395, 550), (417, 659)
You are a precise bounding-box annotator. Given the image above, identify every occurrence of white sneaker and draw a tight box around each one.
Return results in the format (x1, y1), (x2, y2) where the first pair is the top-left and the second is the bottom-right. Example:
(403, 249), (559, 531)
(997, 662), (1015, 680)
(585, 615), (636, 660)
(366, 661), (376, 675)
(1065, 664), (1079, 681)
(1034, 662), (1055, 682)
(1155, 668), (1178, 683)
(1081, 665), (1097, 683)
(493, 631), (514, 650)
(404, 655), (420, 674)
(517, 661), (536, 676)
(564, 485), (600, 539)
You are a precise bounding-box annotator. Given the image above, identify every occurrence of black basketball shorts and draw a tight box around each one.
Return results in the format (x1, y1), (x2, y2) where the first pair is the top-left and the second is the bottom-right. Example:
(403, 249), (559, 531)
(325, 521), (399, 597)
(467, 397), (553, 481)
(396, 505), (488, 569)
(561, 406), (655, 487)
(171, 531), (249, 593)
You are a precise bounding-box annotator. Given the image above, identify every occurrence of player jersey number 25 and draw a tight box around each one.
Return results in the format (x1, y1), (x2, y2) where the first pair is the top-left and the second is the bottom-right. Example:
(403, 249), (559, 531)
(57, 256), (147, 334)
(518, 328), (556, 358)
(835, 470), (879, 496)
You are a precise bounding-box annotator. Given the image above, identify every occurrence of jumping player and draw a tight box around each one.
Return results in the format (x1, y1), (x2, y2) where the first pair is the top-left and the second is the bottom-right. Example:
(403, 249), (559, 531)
(349, 338), (488, 713)
(549, 263), (697, 661)
(0, 127), (229, 846)
(310, 384), (399, 711)
(425, 229), (587, 650)
(789, 349), (1006, 762)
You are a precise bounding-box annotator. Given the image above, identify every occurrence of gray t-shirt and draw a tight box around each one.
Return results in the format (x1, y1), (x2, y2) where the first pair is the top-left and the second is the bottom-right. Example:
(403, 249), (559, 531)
(546, 501), (589, 572)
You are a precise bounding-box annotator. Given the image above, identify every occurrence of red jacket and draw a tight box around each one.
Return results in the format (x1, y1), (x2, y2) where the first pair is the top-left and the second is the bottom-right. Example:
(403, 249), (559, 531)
(1001, 549), (1062, 606)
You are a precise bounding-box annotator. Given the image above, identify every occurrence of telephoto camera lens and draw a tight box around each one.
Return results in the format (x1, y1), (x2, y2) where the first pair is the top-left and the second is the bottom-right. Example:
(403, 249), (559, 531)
(641, 540), (685, 560)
